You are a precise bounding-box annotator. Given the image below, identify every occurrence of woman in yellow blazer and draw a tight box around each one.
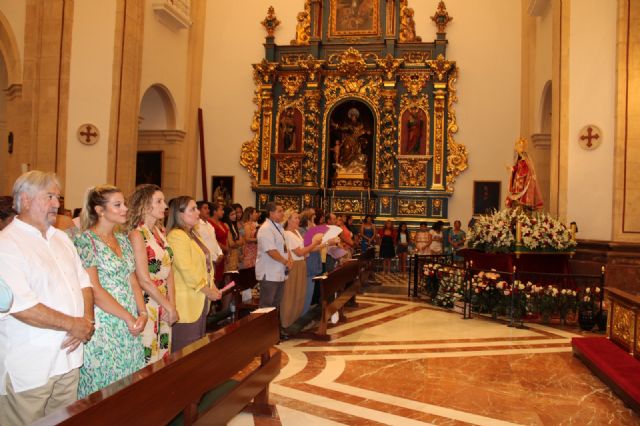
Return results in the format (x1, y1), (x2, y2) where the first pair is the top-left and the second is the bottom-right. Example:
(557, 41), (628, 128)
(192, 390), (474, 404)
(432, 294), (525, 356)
(166, 196), (221, 353)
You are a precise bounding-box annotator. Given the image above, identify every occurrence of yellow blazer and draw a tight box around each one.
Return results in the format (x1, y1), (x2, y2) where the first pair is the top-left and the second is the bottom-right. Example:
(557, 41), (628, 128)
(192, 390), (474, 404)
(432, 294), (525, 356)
(167, 228), (213, 323)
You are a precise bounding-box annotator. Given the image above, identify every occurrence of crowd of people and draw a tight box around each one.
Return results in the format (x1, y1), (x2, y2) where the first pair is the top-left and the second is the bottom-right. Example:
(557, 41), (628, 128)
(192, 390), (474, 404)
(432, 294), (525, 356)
(0, 170), (469, 425)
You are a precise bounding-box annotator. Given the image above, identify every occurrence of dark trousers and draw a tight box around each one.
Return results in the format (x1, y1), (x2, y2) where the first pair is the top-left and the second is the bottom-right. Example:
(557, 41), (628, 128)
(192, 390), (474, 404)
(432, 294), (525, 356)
(259, 279), (284, 309)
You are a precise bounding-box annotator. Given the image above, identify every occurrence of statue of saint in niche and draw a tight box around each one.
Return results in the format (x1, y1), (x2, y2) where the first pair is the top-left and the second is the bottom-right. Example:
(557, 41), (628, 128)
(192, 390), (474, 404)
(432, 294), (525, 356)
(401, 107), (428, 155)
(331, 107), (371, 174)
(278, 107), (302, 152)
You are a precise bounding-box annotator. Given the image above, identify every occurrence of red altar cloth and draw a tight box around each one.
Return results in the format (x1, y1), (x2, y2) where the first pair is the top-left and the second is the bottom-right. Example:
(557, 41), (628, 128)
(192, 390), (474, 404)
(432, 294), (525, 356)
(459, 249), (570, 275)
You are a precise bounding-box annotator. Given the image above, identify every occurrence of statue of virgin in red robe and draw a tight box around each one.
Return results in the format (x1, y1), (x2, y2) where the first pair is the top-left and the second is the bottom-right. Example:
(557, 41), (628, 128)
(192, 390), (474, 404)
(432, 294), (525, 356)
(506, 137), (543, 211)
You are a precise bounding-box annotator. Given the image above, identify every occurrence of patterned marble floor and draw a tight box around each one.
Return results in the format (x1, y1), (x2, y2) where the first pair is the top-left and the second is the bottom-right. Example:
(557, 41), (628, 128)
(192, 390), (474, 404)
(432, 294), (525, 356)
(229, 295), (639, 425)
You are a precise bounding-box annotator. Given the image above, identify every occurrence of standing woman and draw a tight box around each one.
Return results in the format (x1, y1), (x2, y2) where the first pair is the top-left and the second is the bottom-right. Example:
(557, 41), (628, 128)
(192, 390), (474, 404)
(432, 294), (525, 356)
(74, 185), (146, 398)
(167, 197), (221, 353)
(127, 184), (178, 364)
(396, 223), (410, 275)
(359, 215), (376, 253)
(281, 210), (321, 329)
(427, 220), (445, 255)
(241, 207), (259, 269)
(378, 220), (396, 274)
(223, 207), (243, 272)
(208, 203), (228, 287)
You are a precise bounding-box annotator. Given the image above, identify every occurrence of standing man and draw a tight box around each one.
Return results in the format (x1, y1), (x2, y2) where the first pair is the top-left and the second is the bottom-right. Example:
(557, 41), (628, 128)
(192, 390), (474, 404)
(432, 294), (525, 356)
(255, 202), (292, 311)
(0, 171), (94, 425)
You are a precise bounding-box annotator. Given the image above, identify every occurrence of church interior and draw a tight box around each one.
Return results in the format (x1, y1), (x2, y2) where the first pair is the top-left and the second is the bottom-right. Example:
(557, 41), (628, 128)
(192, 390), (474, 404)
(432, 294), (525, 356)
(0, 0), (639, 424)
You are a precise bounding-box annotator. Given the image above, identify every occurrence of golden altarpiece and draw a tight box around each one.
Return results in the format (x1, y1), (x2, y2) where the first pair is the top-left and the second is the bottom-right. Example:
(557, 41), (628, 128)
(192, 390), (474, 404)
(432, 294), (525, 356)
(240, 0), (467, 223)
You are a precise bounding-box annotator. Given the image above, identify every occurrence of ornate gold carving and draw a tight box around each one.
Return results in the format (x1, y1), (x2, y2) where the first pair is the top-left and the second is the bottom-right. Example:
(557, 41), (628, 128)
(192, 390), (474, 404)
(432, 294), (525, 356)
(274, 195), (300, 212)
(376, 54), (404, 81)
(432, 198), (443, 216)
(399, 199), (426, 216)
(330, 47), (369, 79)
(446, 67), (468, 192)
(377, 89), (397, 187)
(261, 6), (281, 37)
(253, 59), (278, 84)
(276, 159), (302, 184)
(279, 74), (305, 97)
(259, 194), (268, 205)
(399, 0), (422, 42)
(303, 90), (321, 185)
(260, 97), (274, 184)
(427, 54), (453, 82)
(386, 0), (396, 36)
(399, 159), (427, 187)
(291, 0), (311, 45)
(281, 54), (307, 66)
(432, 90), (445, 190)
(332, 198), (363, 214)
(612, 304), (633, 346)
(400, 73), (429, 97)
(299, 55), (325, 83)
(303, 193), (312, 206)
(381, 196), (390, 208)
(403, 51), (431, 65)
(324, 75), (382, 104)
(431, 1), (453, 34)
(240, 83), (264, 184)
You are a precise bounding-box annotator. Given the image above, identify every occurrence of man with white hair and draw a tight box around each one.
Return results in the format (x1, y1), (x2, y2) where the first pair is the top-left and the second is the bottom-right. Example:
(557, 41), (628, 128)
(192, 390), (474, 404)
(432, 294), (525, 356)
(0, 170), (94, 425)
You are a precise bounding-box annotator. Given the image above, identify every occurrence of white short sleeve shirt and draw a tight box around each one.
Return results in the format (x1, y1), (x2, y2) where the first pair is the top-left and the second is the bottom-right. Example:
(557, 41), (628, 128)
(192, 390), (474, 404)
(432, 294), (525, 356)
(255, 219), (287, 282)
(0, 218), (91, 394)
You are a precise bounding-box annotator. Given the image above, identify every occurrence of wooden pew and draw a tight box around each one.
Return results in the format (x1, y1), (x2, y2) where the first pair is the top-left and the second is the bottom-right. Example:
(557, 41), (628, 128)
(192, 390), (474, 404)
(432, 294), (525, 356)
(311, 259), (361, 340)
(228, 267), (260, 313)
(35, 309), (281, 426)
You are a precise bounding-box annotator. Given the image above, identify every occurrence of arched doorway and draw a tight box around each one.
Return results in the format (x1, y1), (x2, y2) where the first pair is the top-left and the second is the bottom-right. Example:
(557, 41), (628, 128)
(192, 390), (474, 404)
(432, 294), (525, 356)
(136, 84), (184, 197)
(530, 80), (552, 211)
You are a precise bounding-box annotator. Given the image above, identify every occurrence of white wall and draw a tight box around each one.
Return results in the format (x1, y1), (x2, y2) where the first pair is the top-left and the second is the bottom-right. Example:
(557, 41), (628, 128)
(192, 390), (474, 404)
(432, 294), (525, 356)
(200, 0), (522, 220)
(139, 0), (189, 130)
(199, 0), (297, 206)
(566, 0), (616, 240)
(65, 0), (117, 209)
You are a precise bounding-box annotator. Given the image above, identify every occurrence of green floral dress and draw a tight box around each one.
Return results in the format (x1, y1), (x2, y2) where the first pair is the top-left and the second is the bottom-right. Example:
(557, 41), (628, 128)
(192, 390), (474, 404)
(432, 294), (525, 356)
(74, 230), (144, 398)
(136, 223), (174, 364)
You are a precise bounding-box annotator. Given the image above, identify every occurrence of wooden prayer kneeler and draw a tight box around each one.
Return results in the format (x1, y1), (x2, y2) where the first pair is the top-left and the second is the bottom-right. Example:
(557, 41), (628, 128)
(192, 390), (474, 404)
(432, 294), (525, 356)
(35, 310), (281, 426)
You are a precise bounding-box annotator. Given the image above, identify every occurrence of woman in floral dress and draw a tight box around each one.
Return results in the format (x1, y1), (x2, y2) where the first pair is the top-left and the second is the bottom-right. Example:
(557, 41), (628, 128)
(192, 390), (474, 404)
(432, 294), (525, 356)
(74, 185), (146, 398)
(241, 207), (259, 269)
(128, 184), (178, 364)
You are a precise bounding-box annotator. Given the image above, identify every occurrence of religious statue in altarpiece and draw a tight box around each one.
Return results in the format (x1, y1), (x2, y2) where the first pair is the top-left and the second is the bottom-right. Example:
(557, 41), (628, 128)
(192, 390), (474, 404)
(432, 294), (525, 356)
(330, 107), (371, 175)
(506, 137), (543, 211)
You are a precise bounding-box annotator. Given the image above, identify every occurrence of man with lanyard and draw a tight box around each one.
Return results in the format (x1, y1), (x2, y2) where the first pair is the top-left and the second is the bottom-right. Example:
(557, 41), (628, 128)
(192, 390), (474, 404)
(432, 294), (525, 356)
(255, 202), (293, 313)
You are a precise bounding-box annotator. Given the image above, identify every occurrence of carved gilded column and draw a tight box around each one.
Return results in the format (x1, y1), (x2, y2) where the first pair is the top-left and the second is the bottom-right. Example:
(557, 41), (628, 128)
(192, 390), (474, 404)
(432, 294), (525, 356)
(377, 89), (397, 188)
(259, 94), (274, 185)
(431, 88), (445, 190)
(303, 90), (321, 186)
(386, 0), (396, 37)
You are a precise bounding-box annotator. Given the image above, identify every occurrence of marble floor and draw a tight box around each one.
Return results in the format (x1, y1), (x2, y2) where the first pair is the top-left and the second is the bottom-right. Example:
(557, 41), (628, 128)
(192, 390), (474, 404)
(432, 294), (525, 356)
(229, 293), (639, 425)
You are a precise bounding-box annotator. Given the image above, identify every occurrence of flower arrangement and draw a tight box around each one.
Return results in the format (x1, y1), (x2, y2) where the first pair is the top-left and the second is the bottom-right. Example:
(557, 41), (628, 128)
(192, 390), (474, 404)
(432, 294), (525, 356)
(468, 207), (576, 253)
(578, 286), (601, 312)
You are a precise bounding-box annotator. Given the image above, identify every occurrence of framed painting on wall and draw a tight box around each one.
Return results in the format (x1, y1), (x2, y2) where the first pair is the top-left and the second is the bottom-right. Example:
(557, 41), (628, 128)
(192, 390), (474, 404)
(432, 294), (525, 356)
(329, 0), (380, 37)
(473, 181), (501, 215)
(211, 176), (234, 207)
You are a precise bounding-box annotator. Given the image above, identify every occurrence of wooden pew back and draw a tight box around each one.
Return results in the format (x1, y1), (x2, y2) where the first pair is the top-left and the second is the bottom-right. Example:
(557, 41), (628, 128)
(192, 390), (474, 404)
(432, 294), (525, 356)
(36, 310), (280, 426)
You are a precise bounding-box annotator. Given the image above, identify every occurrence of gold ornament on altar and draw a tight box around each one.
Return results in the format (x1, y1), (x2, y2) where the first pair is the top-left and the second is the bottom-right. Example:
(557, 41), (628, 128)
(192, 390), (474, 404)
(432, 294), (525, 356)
(400, 73), (429, 97)
(399, 199), (426, 216)
(276, 159), (302, 184)
(446, 67), (467, 192)
(332, 47), (369, 79)
(428, 54), (453, 82)
(332, 198), (362, 214)
(274, 195), (299, 212)
(431, 1), (453, 34)
(261, 6), (281, 37)
(399, 0), (422, 42)
(376, 54), (403, 81)
(299, 55), (324, 83)
(253, 59), (278, 84)
(291, 0), (311, 45)
(612, 305), (633, 346)
(399, 159), (427, 187)
(279, 74), (305, 97)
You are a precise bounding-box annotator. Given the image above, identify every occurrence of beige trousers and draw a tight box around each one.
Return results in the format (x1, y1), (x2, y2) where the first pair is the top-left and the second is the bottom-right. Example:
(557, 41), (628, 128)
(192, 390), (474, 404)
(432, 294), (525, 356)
(0, 368), (79, 426)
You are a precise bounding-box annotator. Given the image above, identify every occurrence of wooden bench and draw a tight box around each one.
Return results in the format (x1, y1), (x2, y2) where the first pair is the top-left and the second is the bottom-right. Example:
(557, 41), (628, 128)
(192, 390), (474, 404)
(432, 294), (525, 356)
(310, 259), (361, 340)
(36, 309), (281, 426)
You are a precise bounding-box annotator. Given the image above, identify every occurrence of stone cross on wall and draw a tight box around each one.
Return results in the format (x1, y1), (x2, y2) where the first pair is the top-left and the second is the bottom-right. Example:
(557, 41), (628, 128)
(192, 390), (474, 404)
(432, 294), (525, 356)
(77, 123), (100, 145)
(578, 125), (602, 150)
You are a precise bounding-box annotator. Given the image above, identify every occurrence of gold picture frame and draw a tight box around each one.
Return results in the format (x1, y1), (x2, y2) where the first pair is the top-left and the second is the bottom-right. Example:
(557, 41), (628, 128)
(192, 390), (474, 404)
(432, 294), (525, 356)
(329, 0), (380, 38)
